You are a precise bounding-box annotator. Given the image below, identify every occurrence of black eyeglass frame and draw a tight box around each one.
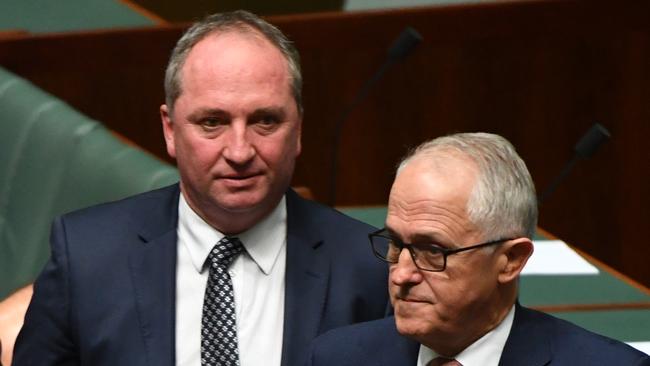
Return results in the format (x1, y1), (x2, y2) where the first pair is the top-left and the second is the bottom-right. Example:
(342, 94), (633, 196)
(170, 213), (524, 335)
(368, 228), (515, 272)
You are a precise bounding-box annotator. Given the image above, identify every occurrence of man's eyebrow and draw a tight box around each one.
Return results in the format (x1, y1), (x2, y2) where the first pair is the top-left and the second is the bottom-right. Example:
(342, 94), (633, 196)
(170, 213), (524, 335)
(384, 227), (405, 242)
(249, 107), (286, 119)
(186, 108), (230, 122)
(411, 232), (445, 244)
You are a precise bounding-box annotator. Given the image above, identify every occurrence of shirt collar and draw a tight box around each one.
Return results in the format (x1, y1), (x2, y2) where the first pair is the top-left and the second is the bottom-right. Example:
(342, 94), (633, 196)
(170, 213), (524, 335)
(418, 305), (516, 366)
(177, 193), (287, 275)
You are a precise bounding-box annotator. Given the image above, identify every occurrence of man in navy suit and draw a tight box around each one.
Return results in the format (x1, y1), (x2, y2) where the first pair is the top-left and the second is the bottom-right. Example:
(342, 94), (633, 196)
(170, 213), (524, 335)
(14, 10), (388, 366)
(307, 133), (650, 366)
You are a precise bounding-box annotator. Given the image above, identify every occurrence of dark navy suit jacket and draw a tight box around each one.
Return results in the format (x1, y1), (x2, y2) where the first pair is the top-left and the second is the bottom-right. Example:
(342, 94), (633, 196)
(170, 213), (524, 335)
(307, 304), (650, 366)
(14, 184), (389, 366)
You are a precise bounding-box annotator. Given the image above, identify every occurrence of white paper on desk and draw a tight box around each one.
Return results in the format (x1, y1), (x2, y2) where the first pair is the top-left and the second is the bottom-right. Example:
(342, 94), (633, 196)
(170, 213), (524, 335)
(521, 240), (599, 275)
(627, 342), (650, 356)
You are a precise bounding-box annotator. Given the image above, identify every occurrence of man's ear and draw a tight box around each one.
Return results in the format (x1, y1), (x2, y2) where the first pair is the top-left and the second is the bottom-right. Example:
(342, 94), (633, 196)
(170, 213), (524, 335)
(296, 117), (302, 157)
(160, 104), (176, 158)
(497, 238), (534, 284)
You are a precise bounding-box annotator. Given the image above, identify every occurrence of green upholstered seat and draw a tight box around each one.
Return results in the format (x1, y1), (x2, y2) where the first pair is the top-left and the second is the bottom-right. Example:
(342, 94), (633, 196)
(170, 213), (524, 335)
(0, 67), (179, 299)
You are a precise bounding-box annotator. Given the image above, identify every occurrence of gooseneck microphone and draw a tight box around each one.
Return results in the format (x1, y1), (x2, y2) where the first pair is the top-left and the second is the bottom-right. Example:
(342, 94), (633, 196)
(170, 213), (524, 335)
(328, 27), (423, 206)
(538, 123), (611, 204)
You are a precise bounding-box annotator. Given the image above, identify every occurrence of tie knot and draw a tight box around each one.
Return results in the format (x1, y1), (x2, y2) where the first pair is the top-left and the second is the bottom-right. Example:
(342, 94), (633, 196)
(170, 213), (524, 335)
(428, 357), (462, 366)
(208, 236), (244, 268)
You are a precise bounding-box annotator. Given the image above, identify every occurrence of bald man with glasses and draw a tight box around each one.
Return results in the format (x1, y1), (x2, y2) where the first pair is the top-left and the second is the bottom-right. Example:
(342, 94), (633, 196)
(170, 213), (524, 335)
(306, 132), (649, 366)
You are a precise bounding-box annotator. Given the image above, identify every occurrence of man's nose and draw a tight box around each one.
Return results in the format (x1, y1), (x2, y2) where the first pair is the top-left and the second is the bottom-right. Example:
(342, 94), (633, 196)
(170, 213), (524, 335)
(390, 248), (423, 285)
(222, 124), (255, 165)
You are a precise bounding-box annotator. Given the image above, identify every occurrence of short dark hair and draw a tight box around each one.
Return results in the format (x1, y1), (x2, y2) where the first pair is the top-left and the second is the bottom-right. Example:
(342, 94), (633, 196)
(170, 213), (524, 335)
(164, 10), (303, 115)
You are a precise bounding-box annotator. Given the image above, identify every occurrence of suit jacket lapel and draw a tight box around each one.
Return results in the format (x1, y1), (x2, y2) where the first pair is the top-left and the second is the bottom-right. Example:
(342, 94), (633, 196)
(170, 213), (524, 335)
(128, 185), (180, 366)
(499, 303), (552, 366)
(281, 190), (330, 366)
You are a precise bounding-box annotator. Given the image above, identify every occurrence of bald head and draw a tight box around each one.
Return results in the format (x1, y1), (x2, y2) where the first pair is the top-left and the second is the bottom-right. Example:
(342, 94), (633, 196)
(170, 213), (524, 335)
(398, 132), (538, 241)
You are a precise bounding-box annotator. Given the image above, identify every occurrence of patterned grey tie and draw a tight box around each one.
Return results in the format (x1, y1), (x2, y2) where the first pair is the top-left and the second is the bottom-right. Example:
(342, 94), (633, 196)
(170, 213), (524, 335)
(201, 236), (244, 366)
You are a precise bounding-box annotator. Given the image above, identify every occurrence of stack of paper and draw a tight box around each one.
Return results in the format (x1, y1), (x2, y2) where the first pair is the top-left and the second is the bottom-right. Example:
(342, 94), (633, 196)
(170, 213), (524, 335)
(627, 342), (650, 356)
(522, 240), (599, 275)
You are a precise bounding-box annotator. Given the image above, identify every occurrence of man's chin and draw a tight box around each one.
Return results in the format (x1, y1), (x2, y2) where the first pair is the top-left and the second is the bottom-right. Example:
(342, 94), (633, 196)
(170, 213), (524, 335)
(212, 188), (281, 213)
(394, 315), (429, 338)
(215, 197), (264, 213)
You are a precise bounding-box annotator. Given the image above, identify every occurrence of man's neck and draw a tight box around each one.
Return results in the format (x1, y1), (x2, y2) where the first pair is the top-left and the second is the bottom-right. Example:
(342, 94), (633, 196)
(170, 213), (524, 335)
(422, 292), (517, 356)
(417, 305), (516, 366)
(180, 188), (283, 235)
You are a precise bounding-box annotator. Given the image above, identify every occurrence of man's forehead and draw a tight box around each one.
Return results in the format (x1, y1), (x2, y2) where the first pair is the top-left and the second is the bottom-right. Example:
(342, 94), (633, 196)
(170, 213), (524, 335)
(386, 153), (478, 239)
(391, 157), (477, 206)
(384, 216), (448, 242)
(188, 33), (272, 65)
(178, 33), (288, 92)
(386, 197), (467, 227)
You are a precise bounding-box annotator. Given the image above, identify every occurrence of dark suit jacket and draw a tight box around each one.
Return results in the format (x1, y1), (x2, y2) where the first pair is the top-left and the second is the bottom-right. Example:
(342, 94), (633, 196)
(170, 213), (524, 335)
(307, 304), (650, 366)
(14, 184), (389, 366)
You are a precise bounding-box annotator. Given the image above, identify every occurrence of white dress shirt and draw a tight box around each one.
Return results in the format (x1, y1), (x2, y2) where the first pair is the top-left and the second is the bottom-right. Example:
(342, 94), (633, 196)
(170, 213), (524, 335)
(175, 193), (287, 366)
(417, 305), (515, 366)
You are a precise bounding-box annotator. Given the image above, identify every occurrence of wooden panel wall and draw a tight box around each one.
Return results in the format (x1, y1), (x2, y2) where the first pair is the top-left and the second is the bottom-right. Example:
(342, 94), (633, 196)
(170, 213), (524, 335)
(0, 0), (648, 287)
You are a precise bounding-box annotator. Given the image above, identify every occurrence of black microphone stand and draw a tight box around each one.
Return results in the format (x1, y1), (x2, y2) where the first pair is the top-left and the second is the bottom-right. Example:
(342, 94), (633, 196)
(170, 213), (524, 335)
(538, 123), (611, 204)
(327, 27), (422, 206)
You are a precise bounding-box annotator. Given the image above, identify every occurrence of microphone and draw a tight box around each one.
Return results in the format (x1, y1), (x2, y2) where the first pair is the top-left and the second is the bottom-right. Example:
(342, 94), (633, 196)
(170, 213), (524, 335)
(328, 27), (423, 206)
(538, 123), (611, 204)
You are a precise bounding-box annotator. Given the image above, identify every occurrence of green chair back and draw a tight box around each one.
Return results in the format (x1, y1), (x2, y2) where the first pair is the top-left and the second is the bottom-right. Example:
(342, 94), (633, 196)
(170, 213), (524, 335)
(0, 67), (178, 298)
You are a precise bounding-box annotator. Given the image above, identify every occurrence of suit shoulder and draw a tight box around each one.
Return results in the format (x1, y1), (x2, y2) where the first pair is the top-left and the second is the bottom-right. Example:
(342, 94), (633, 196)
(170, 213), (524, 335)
(52, 184), (179, 250)
(318, 316), (397, 340)
(310, 317), (416, 364)
(520, 307), (650, 364)
(62, 184), (178, 224)
(286, 190), (376, 232)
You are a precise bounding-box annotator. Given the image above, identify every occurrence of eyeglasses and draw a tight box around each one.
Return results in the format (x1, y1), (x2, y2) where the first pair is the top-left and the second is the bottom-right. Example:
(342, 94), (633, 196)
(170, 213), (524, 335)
(369, 228), (513, 272)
